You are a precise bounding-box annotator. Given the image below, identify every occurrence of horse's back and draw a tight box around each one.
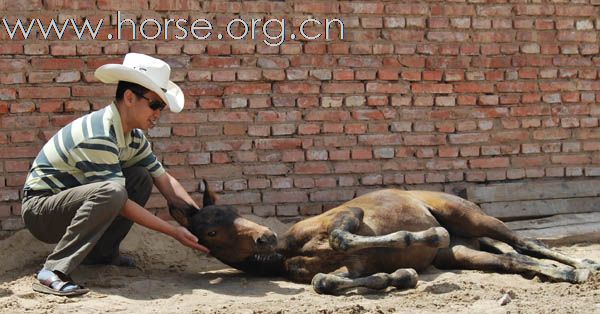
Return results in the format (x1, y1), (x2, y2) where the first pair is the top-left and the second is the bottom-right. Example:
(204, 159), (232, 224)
(288, 189), (455, 238)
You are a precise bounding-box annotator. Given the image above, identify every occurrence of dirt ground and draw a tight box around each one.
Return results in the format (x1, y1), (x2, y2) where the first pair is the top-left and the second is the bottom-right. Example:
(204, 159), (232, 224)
(1, 216), (599, 314)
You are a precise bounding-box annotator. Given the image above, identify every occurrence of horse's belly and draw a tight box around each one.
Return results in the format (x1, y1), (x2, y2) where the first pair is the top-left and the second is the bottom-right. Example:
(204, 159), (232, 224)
(353, 246), (438, 274)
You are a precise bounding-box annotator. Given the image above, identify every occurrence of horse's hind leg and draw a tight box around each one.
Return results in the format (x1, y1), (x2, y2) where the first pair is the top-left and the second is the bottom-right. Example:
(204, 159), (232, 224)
(430, 199), (600, 270)
(311, 269), (418, 295)
(433, 239), (590, 284)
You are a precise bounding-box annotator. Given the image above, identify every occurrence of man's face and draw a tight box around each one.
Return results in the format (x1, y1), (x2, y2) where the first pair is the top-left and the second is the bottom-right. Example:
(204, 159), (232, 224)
(131, 91), (166, 131)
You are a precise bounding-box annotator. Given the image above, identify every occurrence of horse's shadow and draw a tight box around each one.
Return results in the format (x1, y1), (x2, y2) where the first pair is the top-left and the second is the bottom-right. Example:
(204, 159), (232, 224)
(73, 265), (306, 301)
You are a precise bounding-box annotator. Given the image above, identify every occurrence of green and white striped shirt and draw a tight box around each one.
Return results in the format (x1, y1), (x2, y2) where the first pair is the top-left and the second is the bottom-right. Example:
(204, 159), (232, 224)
(24, 103), (165, 193)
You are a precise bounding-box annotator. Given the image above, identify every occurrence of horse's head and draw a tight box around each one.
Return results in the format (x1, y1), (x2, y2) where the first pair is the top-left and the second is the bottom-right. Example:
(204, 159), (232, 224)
(169, 180), (283, 275)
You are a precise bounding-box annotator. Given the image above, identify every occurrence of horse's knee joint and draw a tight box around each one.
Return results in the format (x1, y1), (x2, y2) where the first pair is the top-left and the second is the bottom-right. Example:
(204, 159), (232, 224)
(428, 227), (450, 249)
(329, 229), (352, 252)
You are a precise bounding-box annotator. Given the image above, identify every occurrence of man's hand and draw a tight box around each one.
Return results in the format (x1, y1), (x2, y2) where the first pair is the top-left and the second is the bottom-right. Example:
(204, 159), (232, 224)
(172, 226), (210, 254)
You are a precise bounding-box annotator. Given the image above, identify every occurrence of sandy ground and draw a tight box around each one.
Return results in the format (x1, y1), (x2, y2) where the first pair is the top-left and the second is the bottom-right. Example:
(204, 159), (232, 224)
(1, 216), (599, 314)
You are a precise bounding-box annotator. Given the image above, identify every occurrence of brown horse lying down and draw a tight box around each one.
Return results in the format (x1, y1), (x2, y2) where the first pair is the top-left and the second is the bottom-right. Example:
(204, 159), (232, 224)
(170, 183), (600, 295)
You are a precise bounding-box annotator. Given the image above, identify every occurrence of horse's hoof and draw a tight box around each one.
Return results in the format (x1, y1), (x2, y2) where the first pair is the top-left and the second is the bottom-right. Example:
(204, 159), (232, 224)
(390, 268), (418, 289)
(580, 259), (600, 271)
(572, 268), (591, 283)
(312, 273), (338, 295)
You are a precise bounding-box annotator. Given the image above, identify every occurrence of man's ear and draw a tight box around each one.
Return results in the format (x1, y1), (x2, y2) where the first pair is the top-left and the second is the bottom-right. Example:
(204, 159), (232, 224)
(200, 179), (217, 207)
(123, 89), (137, 108)
(168, 203), (197, 227)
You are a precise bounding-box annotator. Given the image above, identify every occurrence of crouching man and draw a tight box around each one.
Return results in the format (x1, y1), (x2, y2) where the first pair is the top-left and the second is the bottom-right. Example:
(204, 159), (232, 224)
(21, 53), (208, 296)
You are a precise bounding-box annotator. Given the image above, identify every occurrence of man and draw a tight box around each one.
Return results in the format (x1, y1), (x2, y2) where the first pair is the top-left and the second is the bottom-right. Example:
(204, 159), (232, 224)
(21, 53), (209, 296)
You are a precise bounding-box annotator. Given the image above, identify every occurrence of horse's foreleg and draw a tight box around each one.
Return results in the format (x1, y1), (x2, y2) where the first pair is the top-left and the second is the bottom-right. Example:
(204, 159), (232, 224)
(311, 269), (418, 295)
(329, 227), (450, 252)
(433, 241), (591, 284)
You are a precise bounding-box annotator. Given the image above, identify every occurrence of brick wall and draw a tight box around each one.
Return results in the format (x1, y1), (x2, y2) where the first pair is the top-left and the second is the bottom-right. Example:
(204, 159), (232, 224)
(2, 1), (600, 234)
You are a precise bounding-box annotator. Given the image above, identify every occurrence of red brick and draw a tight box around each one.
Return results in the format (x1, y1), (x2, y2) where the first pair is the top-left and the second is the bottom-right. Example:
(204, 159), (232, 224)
(37, 101), (63, 113)
(515, 5), (555, 16)
(0, 146), (41, 158)
(19, 87), (70, 99)
(207, 43), (231, 56)
(192, 57), (241, 68)
(351, 148), (372, 160)
(454, 82), (494, 93)
(9, 130), (36, 143)
(255, 139), (302, 150)
(352, 110), (385, 121)
(472, 31), (514, 43)
(367, 82), (409, 94)
(305, 110), (351, 121)
(356, 134), (400, 146)
(31, 58), (84, 70)
(98, 0), (147, 9)
(412, 83), (453, 94)
(64, 100), (89, 112)
(469, 157), (509, 169)
(551, 155), (590, 165)
(310, 189), (355, 202)
(263, 191), (308, 204)
(382, 29), (425, 42)
(0, 73), (26, 85)
(295, 3), (338, 13)
(555, 5), (596, 17)
(491, 130), (529, 143)
(386, 3), (428, 15)
(72, 86), (114, 97)
(208, 112), (252, 122)
(149, 0), (200, 10)
(404, 135), (447, 146)
(335, 161), (380, 174)
(533, 129), (571, 140)
(0, 43), (23, 54)
(449, 133), (490, 144)
(341, 2), (383, 14)
(496, 82), (537, 93)
(274, 82), (319, 94)
(186, 85), (223, 97)
(10, 102), (35, 113)
(224, 83), (271, 95)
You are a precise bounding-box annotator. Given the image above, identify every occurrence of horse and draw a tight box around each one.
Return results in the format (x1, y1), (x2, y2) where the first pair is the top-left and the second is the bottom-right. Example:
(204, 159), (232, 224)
(169, 181), (600, 295)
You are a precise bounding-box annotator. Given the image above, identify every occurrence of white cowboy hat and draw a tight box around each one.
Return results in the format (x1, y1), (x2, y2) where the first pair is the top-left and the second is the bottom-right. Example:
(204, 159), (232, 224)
(94, 53), (184, 113)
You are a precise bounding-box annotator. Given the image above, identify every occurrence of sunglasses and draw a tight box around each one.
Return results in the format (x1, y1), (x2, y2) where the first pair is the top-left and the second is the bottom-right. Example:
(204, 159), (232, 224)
(133, 91), (167, 111)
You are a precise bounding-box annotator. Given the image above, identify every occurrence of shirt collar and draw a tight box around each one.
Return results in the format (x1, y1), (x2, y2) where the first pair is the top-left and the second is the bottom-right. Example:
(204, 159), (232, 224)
(107, 102), (130, 148)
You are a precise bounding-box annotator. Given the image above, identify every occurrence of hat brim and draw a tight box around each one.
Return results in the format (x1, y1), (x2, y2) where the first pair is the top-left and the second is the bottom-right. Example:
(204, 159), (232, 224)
(95, 64), (184, 113)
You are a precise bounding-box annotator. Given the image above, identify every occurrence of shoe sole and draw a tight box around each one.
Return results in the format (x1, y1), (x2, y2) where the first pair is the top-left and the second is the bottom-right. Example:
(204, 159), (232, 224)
(32, 282), (89, 297)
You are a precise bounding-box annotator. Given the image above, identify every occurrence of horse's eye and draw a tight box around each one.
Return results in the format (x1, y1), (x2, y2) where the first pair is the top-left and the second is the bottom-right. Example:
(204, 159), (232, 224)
(207, 231), (217, 237)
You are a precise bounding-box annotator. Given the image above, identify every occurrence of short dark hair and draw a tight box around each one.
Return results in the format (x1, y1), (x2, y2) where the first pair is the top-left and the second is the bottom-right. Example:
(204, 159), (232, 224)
(115, 81), (150, 102)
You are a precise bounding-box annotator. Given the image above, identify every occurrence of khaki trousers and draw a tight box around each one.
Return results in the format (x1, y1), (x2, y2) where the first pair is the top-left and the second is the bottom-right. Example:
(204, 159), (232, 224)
(22, 167), (152, 275)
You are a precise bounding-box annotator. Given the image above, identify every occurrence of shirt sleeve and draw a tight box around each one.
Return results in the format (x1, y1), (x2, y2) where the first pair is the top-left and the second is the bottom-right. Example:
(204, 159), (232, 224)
(121, 130), (166, 178)
(71, 136), (126, 186)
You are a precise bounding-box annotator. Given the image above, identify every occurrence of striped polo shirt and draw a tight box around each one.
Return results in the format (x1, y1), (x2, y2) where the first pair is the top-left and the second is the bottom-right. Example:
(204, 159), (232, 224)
(24, 103), (165, 194)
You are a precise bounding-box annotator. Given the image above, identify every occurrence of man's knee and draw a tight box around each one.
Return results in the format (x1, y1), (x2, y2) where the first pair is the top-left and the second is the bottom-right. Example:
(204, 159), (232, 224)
(96, 181), (128, 214)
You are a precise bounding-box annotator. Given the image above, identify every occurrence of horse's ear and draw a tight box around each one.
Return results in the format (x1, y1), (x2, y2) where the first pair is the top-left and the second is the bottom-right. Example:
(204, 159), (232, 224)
(168, 203), (196, 227)
(200, 179), (217, 207)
